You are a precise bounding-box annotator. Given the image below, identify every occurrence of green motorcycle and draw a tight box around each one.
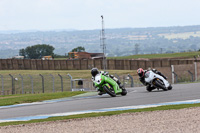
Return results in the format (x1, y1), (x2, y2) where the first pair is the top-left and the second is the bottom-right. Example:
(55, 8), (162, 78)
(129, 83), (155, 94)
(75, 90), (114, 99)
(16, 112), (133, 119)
(92, 72), (127, 97)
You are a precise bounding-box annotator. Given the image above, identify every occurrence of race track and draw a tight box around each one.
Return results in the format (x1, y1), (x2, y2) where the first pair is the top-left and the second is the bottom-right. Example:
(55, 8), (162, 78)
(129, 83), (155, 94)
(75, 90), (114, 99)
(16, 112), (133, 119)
(0, 83), (200, 120)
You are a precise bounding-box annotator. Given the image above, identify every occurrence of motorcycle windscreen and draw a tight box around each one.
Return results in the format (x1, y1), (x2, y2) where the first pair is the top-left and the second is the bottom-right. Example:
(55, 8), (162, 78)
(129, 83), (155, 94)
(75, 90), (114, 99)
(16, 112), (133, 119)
(94, 74), (102, 85)
(145, 71), (150, 78)
(144, 71), (154, 83)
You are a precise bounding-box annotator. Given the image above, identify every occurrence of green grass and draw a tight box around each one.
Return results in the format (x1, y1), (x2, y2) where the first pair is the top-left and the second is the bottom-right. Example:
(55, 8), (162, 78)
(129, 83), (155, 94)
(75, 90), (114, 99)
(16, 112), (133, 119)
(0, 91), (86, 106)
(0, 70), (136, 80)
(0, 103), (200, 126)
(54, 58), (67, 60)
(108, 51), (200, 59)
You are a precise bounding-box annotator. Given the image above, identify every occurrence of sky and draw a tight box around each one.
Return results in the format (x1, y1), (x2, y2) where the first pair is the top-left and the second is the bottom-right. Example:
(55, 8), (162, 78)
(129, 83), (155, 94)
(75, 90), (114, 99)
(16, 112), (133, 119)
(0, 0), (200, 31)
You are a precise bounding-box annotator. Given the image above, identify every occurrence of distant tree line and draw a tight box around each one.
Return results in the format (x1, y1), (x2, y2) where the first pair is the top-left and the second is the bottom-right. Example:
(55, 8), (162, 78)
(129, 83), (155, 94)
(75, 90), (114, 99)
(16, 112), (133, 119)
(71, 46), (85, 52)
(19, 45), (87, 59)
(19, 44), (55, 59)
(1, 25), (200, 58)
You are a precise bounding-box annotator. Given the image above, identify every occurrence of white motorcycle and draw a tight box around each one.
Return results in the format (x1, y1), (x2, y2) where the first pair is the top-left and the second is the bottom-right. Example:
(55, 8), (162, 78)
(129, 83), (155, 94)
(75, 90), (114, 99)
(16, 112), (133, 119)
(144, 70), (172, 92)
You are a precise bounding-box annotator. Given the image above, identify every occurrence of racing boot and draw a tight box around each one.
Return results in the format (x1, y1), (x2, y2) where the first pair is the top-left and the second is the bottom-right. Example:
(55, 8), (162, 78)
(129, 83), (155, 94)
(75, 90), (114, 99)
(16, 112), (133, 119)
(153, 69), (167, 80)
(97, 89), (105, 95)
(109, 75), (114, 79)
(117, 80), (124, 89)
(110, 75), (124, 89)
(98, 91), (104, 95)
(161, 75), (167, 80)
(158, 72), (167, 79)
(146, 85), (156, 92)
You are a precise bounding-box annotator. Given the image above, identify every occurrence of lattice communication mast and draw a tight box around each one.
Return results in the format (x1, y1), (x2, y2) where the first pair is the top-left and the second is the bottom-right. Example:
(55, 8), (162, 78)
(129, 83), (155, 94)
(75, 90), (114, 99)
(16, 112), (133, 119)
(100, 15), (107, 70)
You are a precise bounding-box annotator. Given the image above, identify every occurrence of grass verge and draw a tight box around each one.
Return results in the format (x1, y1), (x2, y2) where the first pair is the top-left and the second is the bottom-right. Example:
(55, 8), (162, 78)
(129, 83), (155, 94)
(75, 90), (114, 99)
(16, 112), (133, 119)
(0, 70), (136, 80)
(108, 51), (200, 59)
(0, 91), (86, 106)
(0, 103), (200, 126)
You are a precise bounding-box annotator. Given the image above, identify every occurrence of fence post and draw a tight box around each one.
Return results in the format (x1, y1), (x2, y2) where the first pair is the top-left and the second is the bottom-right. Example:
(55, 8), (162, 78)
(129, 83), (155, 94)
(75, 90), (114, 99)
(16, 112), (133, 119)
(9, 74), (15, 95)
(28, 75), (34, 93)
(19, 74), (24, 94)
(171, 65), (174, 84)
(188, 70), (194, 82)
(39, 74), (45, 93)
(49, 74), (55, 92)
(58, 74), (63, 92)
(128, 74), (134, 87)
(67, 74), (73, 91)
(194, 62), (197, 81)
(172, 72), (178, 83)
(0, 75), (4, 95)
(123, 76), (125, 87)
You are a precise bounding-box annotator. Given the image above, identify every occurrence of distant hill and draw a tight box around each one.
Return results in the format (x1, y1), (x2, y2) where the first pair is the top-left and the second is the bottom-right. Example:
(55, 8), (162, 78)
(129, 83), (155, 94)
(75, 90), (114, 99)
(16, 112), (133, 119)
(1, 25), (200, 58)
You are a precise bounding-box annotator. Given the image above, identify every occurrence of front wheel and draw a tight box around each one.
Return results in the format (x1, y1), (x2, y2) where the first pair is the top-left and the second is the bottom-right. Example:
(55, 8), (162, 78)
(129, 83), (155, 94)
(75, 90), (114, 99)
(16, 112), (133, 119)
(121, 88), (127, 96)
(103, 86), (116, 97)
(168, 85), (173, 90)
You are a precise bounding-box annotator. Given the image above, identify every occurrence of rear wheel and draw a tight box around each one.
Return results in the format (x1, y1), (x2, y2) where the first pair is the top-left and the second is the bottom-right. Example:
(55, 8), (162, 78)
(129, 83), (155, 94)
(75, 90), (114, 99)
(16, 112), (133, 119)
(154, 80), (167, 91)
(103, 86), (116, 97)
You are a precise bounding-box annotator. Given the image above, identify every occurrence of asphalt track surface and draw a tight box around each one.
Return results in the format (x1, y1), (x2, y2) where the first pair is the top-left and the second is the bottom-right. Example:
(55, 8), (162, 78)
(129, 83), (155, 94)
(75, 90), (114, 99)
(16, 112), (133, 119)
(0, 83), (200, 120)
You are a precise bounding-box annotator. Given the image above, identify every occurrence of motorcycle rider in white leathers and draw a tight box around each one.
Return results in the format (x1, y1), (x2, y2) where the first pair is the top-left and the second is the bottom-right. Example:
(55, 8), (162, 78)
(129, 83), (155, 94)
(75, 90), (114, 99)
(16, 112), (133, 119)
(137, 68), (167, 90)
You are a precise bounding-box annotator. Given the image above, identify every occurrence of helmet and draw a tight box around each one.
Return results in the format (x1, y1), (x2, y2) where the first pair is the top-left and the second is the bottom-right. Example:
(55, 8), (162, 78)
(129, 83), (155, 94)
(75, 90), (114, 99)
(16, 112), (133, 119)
(91, 68), (99, 77)
(137, 68), (144, 77)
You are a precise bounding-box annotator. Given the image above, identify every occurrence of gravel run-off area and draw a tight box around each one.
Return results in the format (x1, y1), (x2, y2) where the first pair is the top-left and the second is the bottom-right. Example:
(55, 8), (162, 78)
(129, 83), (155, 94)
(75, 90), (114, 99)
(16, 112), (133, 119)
(1, 107), (200, 133)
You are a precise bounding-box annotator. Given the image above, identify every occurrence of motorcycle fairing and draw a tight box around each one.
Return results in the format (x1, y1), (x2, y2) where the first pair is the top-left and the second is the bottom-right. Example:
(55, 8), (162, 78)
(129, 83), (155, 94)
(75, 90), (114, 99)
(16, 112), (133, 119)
(145, 70), (170, 88)
(93, 73), (122, 94)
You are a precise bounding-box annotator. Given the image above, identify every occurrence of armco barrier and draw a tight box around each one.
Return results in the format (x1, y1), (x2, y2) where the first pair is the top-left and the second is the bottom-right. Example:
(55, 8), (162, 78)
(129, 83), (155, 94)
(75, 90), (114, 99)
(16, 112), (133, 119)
(0, 59), (197, 70)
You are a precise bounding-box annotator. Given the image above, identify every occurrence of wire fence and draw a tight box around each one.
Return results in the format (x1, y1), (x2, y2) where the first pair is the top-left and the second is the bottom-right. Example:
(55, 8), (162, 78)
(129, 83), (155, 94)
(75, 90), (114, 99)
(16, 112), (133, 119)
(171, 63), (199, 84)
(0, 74), (77, 95)
(0, 73), (135, 96)
(117, 74), (142, 88)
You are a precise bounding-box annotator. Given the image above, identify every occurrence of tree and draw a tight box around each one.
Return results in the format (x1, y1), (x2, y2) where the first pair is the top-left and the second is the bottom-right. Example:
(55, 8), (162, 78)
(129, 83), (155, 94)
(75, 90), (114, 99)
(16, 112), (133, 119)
(19, 49), (25, 57)
(71, 46), (85, 52)
(19, 44), (55, 59)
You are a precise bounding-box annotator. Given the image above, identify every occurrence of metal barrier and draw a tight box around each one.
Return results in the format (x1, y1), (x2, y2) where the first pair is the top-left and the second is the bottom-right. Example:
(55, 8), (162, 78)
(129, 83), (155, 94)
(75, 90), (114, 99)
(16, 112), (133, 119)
(115, 74), (120, 81)
(49, 74), (55, 92)
(122, 74), (134, 88)
(58, 74), (63, 92)
(71, 79), (85, 91)
(0, 75), (4, 95)
(188, 70), (194, 82)
(172, 70), (195, 83)
(67, 74), (73, 91)
(0, 74), (73, 95)
(1, 72), (171, 95)
(0, 73), (99, 95)
(39, 74), (45, 93)
(128, 74), (134, 87)
(9, 74), (15, 94)
(172, 72), (178, 83)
